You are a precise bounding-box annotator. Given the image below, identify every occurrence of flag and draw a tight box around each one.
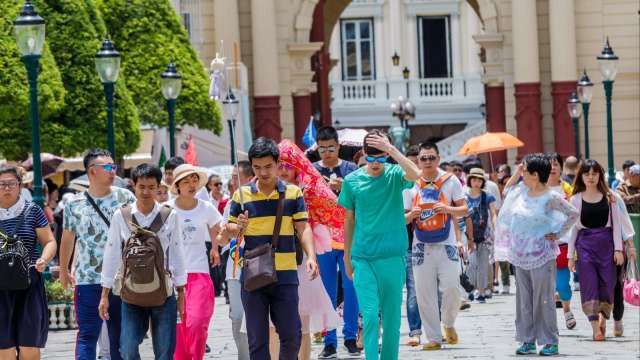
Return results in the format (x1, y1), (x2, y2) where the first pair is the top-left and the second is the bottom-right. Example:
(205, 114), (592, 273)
(302, 117), (316, 149)
(184, 135), (198, 165)
(158, 146), (167, 168)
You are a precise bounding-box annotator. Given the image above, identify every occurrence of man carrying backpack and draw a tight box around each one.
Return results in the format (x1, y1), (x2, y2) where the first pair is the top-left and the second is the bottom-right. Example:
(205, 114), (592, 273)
(99, 164), (187, 359)
(405, 142), (469, 351)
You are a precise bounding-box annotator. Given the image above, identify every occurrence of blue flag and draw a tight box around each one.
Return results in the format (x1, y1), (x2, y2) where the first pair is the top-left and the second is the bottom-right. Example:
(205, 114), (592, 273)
(302, 117), (316, 148)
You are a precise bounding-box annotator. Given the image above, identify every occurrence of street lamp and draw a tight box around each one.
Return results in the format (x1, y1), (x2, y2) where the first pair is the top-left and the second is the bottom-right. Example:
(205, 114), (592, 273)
(567, 92), (582, 158)
(161, 61), (182, 157)
(392, 52), (400, 66)
(222, 88), (240, 165)
(577, 69), (594, 158)
(14, 0), (45, 207)
(95, 39), (121, 159)
(597, 37), (619, 186)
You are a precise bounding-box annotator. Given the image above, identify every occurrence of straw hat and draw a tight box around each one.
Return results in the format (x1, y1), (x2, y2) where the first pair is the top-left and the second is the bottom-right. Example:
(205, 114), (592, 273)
(170, 164), (208, 194)
(466, 167), (486, 183)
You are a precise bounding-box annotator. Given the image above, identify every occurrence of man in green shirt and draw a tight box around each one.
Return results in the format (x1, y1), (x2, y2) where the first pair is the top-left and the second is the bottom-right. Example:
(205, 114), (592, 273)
(339, 130), (420, 359)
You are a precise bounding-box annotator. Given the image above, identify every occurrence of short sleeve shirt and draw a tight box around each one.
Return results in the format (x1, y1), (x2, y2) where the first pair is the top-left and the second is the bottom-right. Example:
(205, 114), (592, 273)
(338, 164), (415, 260)
(63, 187), (135, 285)
(0, 201), (48, 265)
(313, 161), (359, 195)
(228, 180), (308, 285)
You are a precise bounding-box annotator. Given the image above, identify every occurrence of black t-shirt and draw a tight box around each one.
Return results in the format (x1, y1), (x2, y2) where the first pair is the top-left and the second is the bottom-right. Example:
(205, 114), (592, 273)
(581, 196), (609, 229)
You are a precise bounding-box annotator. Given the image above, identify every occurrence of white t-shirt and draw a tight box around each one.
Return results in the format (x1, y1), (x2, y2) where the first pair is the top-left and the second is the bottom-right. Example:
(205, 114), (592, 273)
(168, 187), (210, 202)
(406, 169), (464, 246)
(168, 198), (222, 274)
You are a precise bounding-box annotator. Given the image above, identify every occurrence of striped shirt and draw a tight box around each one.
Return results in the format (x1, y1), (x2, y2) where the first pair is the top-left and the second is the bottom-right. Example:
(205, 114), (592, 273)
(229, 180), (308, 285)
(0, 202), (48, 265)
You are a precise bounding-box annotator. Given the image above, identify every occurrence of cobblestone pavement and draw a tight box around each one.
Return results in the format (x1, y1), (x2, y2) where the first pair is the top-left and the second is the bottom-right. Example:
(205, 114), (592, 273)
(44, 283), (639, 359)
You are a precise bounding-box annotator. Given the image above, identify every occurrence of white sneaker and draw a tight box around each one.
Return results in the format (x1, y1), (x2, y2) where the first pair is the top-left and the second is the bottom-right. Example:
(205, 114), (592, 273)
(573, 283), (580, 291)
(501, 285), (510, 294)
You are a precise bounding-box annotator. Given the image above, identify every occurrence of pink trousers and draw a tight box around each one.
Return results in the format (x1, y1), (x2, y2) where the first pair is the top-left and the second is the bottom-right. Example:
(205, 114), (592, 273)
(174, 273), (215, 360)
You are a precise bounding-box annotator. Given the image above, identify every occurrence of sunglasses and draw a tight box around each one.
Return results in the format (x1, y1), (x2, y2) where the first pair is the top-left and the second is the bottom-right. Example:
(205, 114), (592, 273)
(318, 145), (337, 154)
(213, 182), (223, 187)
(279, 163), (294, 170)
(366, 156), (388, 164)
(91, 163), (118, 172)
(418, 155), (438, 162)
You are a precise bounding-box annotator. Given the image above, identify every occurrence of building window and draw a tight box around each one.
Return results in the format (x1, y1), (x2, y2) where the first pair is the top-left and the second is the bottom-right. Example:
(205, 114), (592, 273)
(340, 18), (375, 81)
(181, 13), (192, 39)
(418, 16), (451, 78)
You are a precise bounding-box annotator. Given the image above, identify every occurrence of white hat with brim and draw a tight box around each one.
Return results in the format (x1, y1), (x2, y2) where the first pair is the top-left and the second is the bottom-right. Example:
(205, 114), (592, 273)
(170, 164), (209, 195)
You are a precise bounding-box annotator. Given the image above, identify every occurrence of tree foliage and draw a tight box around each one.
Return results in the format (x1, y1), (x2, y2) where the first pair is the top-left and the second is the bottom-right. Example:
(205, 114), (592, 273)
(0, 0), (66, 160)
(98, 0), (222, 134)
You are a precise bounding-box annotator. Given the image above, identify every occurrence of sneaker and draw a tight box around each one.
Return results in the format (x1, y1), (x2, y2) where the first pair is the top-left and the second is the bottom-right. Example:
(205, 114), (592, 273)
(573, 283), (580, 291)
(539, 344), (558, 356)
(318, 345), (337, 359)
(344, 340), (361, 357)
(484, 289), (493, 299)
(422, 341), (441, 351)
(205, 344), (211, 353)
(501, 285), (510, 295)
(515, 343), (536, 355)
(477, 295), (486, 303)
(564, 311), (576, 330)
(468, 292), (475, 301)
(460, 301), (471, 311)
(443, 327), (458, 345)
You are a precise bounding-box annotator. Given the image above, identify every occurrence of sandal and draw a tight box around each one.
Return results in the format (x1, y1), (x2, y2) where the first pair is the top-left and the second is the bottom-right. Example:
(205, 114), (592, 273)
(593, 332), (605, 341)
(564, 311), (577, 330)
(407, 335), (420, 347)
(614, 321), (623, 337)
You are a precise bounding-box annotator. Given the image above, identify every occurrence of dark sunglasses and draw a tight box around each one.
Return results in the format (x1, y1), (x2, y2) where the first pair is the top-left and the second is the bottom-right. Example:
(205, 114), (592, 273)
(318, 145), (337, 154)
(366, 156), (388, 164)
(418, 155), (438, 162)
(90, 163), (117, 172)
(213, 182), (223, 187)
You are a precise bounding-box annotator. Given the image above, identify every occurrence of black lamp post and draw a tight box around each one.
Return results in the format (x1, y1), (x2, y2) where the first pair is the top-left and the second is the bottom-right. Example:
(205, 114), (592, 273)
(14, 0), (45, 207)
(95, 39), (121, 159)
(161, 61), (182, 157)
(392, 52), (400, 67)
(597, 38), (619, 186)
(391, 96), (415, 129)
(577, 69), (594, 159)
(222, 89), (240, 165)
(567, 92), (582, 158)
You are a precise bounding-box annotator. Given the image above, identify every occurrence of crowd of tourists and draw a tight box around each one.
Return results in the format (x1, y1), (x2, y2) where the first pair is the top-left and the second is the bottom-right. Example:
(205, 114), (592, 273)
(0, 126), (638, 360)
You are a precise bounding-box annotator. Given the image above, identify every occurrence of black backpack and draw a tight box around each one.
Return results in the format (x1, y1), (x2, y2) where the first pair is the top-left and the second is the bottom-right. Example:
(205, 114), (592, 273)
(0, 203), (34, 290)
(469, 192), (489, 244)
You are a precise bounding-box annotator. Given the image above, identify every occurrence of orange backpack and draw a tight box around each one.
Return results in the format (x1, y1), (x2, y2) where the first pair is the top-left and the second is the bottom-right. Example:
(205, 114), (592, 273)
(412, 173), (453, 243)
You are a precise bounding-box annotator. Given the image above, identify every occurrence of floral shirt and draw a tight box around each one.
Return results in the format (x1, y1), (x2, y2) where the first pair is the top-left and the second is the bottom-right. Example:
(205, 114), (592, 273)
(63, 187), (135, 285)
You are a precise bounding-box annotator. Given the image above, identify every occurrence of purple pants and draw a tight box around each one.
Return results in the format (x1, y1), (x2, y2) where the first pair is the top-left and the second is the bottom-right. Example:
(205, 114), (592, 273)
(576, 227), (616, 321)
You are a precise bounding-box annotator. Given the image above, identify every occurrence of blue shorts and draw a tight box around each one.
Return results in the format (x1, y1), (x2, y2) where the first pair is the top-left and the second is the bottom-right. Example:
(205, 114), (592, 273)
(0, 269), (48, 349)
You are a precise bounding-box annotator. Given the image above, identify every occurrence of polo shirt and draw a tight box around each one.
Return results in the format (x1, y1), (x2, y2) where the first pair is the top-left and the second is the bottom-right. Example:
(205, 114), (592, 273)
(228, 180), (308, 285)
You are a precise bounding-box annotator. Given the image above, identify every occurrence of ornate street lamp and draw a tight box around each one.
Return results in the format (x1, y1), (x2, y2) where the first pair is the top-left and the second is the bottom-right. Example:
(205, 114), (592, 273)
(391, 52), (400, 67)
(222, 88), (240, 165)
(95, 39), (121, 159)
(14, 0), (45, 207)
(402, 67), (410, 80)
(597, 38), (619, 186)
(567, 92), (582, 158)
(577, 69), (594, 158)
(161, 61), (182, 157)
(390, 96), (415, 153)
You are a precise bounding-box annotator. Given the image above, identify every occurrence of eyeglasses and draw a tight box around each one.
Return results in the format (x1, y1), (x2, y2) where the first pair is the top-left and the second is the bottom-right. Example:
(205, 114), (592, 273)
(418, 155), (438, 163)
(0, 181), (19, 189)
(90, 163), (118, 172)
(452, 167), (463, 173)
(366, 156), (388, 164)
(318, 145), (337, 154)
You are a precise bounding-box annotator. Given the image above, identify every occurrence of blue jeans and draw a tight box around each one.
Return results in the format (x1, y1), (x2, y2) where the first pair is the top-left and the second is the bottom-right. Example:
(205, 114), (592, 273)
(75, 284), (122, 360)
(317, 249), (359, 347)
(405, 250), (422, 336)
(120, 296), (177, 360)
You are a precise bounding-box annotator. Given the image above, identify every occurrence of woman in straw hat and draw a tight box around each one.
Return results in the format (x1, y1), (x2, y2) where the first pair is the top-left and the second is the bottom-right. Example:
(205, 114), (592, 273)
(168, 164), (223, 360)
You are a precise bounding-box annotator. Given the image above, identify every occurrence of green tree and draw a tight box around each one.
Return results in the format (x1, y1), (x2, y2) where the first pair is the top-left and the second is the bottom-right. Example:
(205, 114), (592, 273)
(98, 0), (222, 134)
(0, 1), (66, 160)
(33, 0), (141, 158)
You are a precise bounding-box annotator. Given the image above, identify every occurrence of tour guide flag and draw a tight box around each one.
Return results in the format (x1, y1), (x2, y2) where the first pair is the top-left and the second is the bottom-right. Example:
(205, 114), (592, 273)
(158, 146), (167, 168)
(302, 117), (316, 148)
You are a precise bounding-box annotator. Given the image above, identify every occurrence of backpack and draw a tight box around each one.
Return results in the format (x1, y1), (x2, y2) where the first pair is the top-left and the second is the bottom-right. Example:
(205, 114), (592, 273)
(0, 203), (34, 291)
(117, 205), (173, 307)
(412, 174), (454, 243)
(469, 191), (489, 243)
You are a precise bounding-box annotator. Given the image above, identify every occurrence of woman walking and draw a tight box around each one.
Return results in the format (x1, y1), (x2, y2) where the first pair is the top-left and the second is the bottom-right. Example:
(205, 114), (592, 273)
(567, 160), (627, 341)
(169, 164), (222, 360)
(545, 152), (577, 330)
(0, 165), (57, 360)
(495, 154), (578, 356)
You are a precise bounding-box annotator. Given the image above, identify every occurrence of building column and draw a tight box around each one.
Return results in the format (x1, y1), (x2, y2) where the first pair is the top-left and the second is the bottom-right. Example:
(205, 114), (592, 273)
(293, 93), (313, 147)
(289, 42), (323, 148)
(512, 0), (542, 157)
(549, 0), (578, 158)
(310, 0), (332, 127)
(214, 0), (241, 58)
(450, 9), (462, 78)
(485, 84), (507, 165)
(251, 0), (281, 140)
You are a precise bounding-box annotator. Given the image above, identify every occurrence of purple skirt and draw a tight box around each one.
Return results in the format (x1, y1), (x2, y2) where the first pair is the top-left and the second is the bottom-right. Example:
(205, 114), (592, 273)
(576, 227), (616, 321)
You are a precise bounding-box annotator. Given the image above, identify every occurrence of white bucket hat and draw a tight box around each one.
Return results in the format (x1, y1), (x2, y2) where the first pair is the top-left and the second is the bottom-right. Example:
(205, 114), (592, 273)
(170, 164), (208, 194)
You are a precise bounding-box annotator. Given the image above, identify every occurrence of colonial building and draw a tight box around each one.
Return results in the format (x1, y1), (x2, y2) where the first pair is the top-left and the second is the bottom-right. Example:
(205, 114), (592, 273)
(171, 0), (638, 167)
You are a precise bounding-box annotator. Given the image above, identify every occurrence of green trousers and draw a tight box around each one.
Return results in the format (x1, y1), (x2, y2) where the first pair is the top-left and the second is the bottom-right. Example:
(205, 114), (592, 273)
(352, 256), (406, 360)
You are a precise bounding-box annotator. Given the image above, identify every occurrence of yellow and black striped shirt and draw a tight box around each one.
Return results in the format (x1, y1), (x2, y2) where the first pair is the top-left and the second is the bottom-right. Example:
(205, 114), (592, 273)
(229, 180), (308, 284)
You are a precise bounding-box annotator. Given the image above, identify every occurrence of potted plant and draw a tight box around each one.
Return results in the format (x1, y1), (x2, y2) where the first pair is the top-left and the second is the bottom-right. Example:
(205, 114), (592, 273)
(45, 279), (76, 330)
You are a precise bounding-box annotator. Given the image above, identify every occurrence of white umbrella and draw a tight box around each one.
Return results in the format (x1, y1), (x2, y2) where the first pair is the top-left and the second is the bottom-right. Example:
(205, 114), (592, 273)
(337, 128), (368, 147)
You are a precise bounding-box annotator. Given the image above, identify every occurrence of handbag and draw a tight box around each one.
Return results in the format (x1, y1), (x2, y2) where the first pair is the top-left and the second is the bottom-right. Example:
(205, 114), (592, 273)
(0, 203), (34, 291)
(556, 244), (569, 269)
(243, 191), (285, 292)
(458, 248), (475, 293)
(623, 258), (640, 307)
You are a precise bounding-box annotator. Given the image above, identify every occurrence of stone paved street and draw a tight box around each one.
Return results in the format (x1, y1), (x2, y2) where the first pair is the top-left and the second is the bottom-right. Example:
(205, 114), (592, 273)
(43, 283), (640, 359)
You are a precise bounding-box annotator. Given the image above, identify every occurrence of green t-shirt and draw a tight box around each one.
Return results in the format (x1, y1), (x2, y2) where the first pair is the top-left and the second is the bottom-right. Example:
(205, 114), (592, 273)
(338, 164), (415, 260)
